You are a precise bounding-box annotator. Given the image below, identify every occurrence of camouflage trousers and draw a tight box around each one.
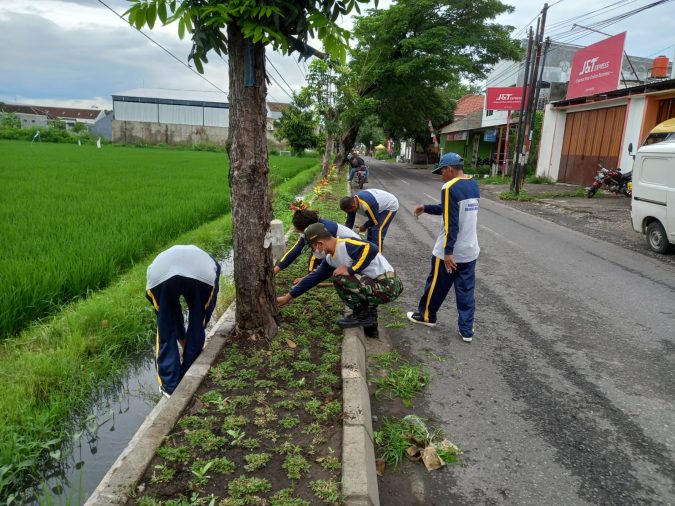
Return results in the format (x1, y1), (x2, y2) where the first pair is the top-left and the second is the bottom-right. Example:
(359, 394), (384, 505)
(333, 271), (404, 310)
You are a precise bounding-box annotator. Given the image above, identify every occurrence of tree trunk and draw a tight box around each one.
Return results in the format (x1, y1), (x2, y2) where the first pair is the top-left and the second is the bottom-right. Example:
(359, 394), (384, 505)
(335, 124), (359, 168)
(321, 132), (332, 178)
(227, 24), (278, 338)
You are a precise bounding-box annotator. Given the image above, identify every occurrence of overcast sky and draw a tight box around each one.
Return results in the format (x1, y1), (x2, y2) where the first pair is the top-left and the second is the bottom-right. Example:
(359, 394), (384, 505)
(1, 0), (674, 109)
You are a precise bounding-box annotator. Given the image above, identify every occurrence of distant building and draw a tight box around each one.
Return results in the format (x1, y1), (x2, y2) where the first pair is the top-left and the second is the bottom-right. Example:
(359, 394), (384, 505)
(439, 95), (488, 167)
(89, 110), (113, 140)
(111, 88), (289, 147)
(0, 103), (103, 130)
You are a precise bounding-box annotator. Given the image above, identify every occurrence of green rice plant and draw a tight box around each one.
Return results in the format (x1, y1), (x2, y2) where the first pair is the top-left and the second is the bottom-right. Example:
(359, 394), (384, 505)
(258, 428), (280, 443)
(179, 416), (216, 431)
(273, 399), (299, 411)
(315, 400), (342, 424)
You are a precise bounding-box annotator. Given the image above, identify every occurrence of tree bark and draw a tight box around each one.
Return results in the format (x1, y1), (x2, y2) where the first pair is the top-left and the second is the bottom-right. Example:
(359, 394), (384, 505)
(227, 24), (278, 338)
(335, 124), (359, 168)
(321, 132), (332, 178)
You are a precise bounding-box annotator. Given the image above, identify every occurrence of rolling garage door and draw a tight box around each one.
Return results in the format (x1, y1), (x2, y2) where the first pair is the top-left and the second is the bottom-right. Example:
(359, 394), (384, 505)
(558, 105), (626, 185)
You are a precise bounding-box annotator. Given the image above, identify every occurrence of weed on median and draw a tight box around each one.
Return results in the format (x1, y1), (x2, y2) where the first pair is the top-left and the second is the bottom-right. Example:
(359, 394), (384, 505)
(130, 169), (348, 506)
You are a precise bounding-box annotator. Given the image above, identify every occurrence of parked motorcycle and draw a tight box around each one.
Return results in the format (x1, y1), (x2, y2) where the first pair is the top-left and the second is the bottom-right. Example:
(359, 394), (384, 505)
(352, 165), (368, 189)
(586, 162), (632, 198)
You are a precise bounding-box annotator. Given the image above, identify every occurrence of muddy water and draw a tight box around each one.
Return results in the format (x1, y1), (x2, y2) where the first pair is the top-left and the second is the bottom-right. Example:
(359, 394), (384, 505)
(31, 252), (235, 504)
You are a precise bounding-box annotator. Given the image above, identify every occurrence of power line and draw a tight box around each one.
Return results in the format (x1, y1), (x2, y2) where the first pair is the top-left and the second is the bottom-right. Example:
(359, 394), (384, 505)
(265, 55), (297, 98)
(96, 0), (228, 94)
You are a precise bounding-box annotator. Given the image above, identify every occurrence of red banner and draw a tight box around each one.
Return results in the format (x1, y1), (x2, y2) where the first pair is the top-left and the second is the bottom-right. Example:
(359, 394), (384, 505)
(486, 87), (524, 111)
(566, 32), (626, 100)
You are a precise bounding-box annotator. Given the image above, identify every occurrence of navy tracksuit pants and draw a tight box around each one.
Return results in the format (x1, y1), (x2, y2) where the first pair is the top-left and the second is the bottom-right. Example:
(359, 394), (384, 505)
(416, 256), (476, 337)
(146, 272), (220, 394)
(366, 210), (397, 252)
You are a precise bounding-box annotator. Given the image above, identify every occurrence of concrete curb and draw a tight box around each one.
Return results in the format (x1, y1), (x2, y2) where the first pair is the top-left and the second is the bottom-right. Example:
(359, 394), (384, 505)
(85, 304), (236, 506)
(341, 326), (380, 506)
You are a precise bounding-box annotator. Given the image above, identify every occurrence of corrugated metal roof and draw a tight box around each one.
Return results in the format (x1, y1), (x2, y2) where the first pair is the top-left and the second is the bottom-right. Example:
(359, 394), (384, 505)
(113, 88), (229, 104)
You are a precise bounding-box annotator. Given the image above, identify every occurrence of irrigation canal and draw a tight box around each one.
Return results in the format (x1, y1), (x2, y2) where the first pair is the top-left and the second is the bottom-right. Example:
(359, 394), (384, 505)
(31, 252), (235, 504)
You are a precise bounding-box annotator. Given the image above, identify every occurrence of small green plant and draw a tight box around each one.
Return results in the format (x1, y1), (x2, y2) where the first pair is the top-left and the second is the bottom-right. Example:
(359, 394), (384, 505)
(309, 478), (341, 504)
(228, 476), (272, 498)
(225, 428), (246, 447)
(274, 399), (300, 410)
(384, 321), (407, 329)
(150, 464), (175, 484)
(269, 488), (311, 506)
(316, 449), (341, 472)
(137, 497), (161, 506)
(478, 175), (510, 185)
(293, 389), (313, 400)
(301, 422), (322, 435)
(258, 428), (280, 442)
(279, 415), (300, 429)
(270, 366), (294, 381)
(179, 415), (215, 431)
(157, 445), (190, 462)
(185, 430), (227, 451)
(282, 454), (311, 480)
(316, 399), (342, 423)
(190, 461), (213, 488)
(304, 398), (322, 417)
(253, 379), (276, 389)
(275, 440), (302, 455)
(244, 452), (271, 472)
(499, 189), (534, 201)
(372, 351), (401, 369)
(222, 415), (249, 432)
(525, 175), (555, 184)
(373, 363), (430, 407)
(241, 437), (261, 450)
(208, 456), (235, 474)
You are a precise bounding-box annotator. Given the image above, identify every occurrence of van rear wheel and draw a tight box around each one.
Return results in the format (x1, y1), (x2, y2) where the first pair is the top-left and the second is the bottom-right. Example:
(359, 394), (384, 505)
(646, 221), (669, 254)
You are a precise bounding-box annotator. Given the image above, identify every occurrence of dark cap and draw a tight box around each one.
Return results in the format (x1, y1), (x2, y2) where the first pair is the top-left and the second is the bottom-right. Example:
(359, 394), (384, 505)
(304, 222), (331, 244)
(432, 152), (464, 174)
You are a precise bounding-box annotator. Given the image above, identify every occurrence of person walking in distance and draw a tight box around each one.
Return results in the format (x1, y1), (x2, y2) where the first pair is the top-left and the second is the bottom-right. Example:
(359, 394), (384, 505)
(340, 188), (399, 252)
(146, 245), (220, 397)
(407, 152), (480, 342)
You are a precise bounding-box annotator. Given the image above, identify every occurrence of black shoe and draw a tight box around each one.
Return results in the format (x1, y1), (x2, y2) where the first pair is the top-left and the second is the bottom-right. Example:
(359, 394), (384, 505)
(364, 324), (379, 338)
(336, 307), (375, 329)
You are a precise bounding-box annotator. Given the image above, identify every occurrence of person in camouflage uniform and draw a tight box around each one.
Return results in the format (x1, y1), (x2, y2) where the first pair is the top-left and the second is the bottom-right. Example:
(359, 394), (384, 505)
(277, 223), (403, 337)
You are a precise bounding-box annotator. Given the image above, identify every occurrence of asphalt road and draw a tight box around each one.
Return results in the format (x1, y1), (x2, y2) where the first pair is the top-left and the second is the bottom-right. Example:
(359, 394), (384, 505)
(362, 159), (675, 505)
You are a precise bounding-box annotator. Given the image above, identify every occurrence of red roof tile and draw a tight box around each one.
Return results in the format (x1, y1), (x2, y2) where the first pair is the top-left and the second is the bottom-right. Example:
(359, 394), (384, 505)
(454, 95), (484, 118)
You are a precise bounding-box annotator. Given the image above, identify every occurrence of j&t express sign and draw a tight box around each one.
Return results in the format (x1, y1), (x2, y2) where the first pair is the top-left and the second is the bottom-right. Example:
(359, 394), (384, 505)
(566, 32), (626, 100)
(485, 87), (524, 111)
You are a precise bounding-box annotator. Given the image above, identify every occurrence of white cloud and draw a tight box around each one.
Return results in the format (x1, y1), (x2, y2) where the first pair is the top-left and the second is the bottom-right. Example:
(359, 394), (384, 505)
(0, 0), (673, 109)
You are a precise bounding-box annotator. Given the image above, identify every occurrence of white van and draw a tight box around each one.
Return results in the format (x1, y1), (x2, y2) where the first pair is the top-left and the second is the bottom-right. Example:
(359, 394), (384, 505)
(630, 140), (675, 253)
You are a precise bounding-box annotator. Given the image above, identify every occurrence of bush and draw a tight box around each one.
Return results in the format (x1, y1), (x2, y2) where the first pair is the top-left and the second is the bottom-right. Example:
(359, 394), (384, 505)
(375, 151), (390, 160)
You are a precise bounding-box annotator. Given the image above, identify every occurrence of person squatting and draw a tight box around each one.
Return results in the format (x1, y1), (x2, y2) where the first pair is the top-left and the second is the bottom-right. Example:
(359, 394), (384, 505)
(276, 222), (403, 338)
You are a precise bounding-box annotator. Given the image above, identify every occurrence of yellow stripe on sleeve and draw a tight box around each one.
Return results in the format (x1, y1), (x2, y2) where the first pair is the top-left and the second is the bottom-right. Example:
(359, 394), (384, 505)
(360, 200), (379, 225)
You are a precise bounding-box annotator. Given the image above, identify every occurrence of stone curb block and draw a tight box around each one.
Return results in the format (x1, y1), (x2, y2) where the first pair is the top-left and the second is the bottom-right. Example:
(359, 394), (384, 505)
(85, 304), (236, 506)
(342, 327), (380, 506)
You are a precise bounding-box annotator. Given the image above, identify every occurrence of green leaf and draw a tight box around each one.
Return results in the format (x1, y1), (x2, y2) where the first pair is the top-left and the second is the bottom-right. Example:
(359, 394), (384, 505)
(146, 2), (157, 29)
(178, 17), (185, 39)
(134, 7), (146, 30)
(157, 1), (167, 23)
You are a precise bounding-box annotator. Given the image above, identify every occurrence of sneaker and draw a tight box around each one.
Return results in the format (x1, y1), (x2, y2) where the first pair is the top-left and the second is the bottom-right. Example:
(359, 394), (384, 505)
(406, 311), (436, 327)
(459, 328), (474, 343)
(158, 385), (171, 399)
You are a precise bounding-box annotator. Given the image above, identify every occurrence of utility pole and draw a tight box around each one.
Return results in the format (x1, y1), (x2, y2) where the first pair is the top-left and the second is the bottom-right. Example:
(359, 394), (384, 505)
(514, 3), (549, 194)
(510, 27), (533, 191)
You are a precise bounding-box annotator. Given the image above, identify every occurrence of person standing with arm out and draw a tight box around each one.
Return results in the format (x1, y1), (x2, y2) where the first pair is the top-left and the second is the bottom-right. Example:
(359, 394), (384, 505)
(407, 152), (480, 343)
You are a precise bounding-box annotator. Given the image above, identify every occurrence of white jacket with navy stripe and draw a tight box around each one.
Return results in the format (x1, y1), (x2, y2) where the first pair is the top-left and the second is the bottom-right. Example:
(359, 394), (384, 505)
(423, 177), (480, 263)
